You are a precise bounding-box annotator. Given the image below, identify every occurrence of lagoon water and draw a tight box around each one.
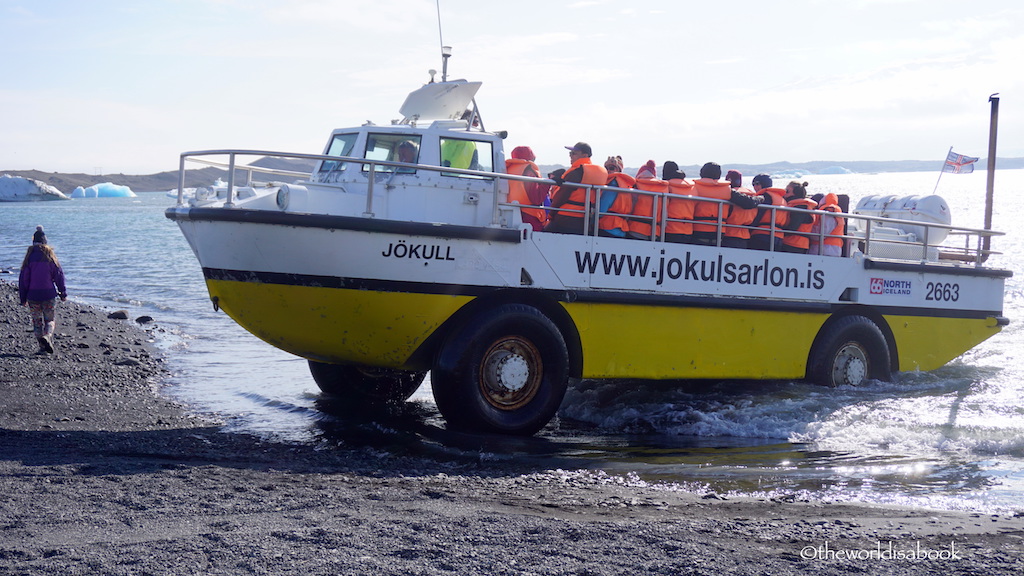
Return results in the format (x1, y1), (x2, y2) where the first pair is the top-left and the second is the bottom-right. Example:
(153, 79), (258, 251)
(2, 169), (1022, 514)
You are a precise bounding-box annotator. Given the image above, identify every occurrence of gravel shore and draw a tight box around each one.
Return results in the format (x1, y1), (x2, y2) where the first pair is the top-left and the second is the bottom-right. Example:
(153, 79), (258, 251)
(2, 280), (1022, 575)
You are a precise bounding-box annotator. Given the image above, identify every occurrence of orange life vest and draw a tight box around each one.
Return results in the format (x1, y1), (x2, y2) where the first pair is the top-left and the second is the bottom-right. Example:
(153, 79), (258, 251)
(665, 179), (695, 235)
(692, 178), (732, 234)
(505, 158), (547, 226)
(552, 158), (608, 219)
(750, 188), (789, 239)
(781, 198), (819, 250)
(817, 192), (845, 247)
(601, 172), (636, 234)
(723, 187), (759, 239)
(630, 178), (669, 238)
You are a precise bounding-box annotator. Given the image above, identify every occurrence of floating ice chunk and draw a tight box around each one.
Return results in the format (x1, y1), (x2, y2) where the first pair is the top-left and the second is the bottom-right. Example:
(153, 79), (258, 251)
(70, 182), (137, 198)
(0, 174), (69, 201)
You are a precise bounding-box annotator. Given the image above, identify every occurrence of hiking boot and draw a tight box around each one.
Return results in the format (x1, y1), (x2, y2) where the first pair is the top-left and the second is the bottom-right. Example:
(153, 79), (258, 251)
(36, 337), (48, 354)
(42, 335), (54, 354)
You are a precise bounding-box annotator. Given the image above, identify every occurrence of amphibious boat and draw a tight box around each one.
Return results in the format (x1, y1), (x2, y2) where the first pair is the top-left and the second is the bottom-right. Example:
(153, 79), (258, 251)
(166, 68), (1011, 435)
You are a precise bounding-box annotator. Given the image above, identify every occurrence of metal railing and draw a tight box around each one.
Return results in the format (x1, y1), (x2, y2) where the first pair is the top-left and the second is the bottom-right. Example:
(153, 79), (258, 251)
(175, 150), (1004, 267)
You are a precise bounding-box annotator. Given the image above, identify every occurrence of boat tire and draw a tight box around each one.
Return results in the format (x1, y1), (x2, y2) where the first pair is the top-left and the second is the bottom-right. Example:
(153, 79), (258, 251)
(808, 315), (891, 387)
(432, 303), (569, 435)
(307, 360), (426, 404)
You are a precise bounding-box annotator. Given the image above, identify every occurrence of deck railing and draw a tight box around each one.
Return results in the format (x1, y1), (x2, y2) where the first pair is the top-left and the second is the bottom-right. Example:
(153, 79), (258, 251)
(175, 150), (1003, 267)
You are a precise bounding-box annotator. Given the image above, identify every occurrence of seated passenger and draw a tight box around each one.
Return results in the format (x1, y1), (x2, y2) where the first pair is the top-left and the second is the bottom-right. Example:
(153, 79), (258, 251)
(809, 192), (846, 257)
(394, 140), (419, 173)
(662, 160), (686, 180)
(722, 169), (763, 249)
(628, 160), (667, 240)
(691, 162), (733, 245)
(780, 181), (818, 254)
(505, 145), (547, 231)
(545, 142), (608, 235)
(748, 174), (789, 251)
(599, 155), (635, 238)
(665, 169), (695, 244)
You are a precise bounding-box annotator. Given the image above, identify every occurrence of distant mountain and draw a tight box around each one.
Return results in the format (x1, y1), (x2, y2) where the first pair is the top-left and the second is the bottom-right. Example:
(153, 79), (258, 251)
(5, 157), (1022, 194)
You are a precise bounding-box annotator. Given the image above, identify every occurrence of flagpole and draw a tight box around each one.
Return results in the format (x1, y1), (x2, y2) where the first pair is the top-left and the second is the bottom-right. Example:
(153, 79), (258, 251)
(982, 94), (999, 262)
(932, 146), (951, 195)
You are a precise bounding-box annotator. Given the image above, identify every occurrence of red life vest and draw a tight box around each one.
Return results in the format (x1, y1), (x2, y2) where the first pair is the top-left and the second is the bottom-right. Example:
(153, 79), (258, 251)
(630, 178), (669, 238)
(782, 198), (819, 250)
(665, 179), (695, 235)
(723, 187), (759, 239)
(601, 172), (636, 234)
(551, 158), (608, 219)
(505, 158), (547, 227)
(750, 188), (789, 239)
(692, 178), (732, 234)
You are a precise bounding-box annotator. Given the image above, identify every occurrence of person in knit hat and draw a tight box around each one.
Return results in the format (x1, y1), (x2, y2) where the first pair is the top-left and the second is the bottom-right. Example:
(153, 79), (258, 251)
(604, 155), (624, 173)
(19, 226), (68, 354)
(635, 160), (657, 180)
(506, 146), (548, 230)
(725, 169), (743, 189)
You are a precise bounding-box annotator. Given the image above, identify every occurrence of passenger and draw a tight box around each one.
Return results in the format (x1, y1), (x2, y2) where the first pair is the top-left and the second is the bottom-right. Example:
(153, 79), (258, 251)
(629, 160), (667, 240)
(722, 169), (763, 249)
(662, 161), (686, 181)
(505, 145), (548, 231)
(748, 174), (789, 251)
(665, 167), (695, 244)
(599, 155), (635, 238)
(545, 142), (608, 235)
(780, 181), (818, 254)
(809, 192), (846, 257)
(691, 162), (733, 245)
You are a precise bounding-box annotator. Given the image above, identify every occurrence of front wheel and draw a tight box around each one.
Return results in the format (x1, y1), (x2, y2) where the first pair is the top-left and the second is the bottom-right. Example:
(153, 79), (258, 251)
(308, 361), (426, 405)
(432, 304), (570, 435)
(808, 315), (891, 387)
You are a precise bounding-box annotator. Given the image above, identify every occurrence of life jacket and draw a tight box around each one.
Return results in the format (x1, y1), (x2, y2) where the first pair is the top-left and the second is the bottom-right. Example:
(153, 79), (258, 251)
(630, 177), (669, 238)
(781, 197), (819, 250)
(551, 158), (608, 220)
(723, 187), (759, 239)
(692, 178), (733, 234)
(817, 192), (845, 247)
(600, 172), (636, 235)
(665, 179), (696, 235)
(750, 188), (789, 239)
(505, 158), (547, 227)
(441, 139), (476, 169)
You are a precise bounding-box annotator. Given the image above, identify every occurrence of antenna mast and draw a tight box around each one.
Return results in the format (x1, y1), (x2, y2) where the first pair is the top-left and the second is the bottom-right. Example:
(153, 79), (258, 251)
(436, 0), (452, 82)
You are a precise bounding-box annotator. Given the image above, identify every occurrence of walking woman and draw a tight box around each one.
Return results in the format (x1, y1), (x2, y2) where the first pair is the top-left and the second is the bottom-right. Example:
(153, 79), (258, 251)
(19, 226), (67, 354)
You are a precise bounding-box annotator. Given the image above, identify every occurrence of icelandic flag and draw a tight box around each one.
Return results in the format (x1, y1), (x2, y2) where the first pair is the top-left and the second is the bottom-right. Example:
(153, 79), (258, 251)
(943, 150), (979, 174)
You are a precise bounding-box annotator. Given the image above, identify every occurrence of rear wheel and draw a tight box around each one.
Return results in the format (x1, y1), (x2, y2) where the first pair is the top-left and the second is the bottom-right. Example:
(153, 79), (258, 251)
(808, 315), (891, 387)
(308, 361), (426, 404)
(432, 304), (569, 435)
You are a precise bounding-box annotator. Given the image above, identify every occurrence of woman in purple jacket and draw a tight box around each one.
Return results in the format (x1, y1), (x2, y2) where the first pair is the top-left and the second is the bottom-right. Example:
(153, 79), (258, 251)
(19, 226), (67, 354)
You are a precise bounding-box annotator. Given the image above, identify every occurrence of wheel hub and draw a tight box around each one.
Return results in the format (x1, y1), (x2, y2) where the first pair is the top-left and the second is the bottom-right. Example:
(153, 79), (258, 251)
(480, 336), (542, 410)
(833, 343), (868, 386)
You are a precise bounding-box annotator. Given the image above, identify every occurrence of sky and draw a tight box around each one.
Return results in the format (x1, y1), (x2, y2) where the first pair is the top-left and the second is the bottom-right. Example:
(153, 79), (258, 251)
(2, 0), (1023, 175)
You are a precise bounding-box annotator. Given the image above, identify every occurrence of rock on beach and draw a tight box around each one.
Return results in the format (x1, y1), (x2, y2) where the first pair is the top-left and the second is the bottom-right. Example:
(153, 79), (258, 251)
(1, 280), (1023, 575)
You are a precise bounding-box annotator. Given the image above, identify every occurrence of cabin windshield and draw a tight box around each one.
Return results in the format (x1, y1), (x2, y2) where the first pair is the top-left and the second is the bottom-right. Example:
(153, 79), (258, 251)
(365, 134), (422, 173)
(440, 137), (493, 179)
(316, 133), (358, 181)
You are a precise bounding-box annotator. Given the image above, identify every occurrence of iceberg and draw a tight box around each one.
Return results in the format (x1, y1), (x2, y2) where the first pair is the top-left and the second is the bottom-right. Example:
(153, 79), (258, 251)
(0, 174), (70, 202)
(70, 182), (137, 198)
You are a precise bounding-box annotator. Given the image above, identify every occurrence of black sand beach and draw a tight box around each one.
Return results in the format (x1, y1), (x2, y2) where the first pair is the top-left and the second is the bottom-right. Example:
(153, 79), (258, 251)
(1, 280), (1022, 575)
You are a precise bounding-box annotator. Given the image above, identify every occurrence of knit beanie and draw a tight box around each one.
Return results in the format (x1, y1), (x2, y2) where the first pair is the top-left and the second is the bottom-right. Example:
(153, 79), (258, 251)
(511, 146), (536, 161)
(635, 160), (657, 180)
(604, 155), (624, 173)
(32, 225), (47, 245)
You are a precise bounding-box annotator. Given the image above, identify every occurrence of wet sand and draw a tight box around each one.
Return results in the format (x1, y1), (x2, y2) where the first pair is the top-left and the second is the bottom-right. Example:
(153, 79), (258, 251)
(1, 280), (1022, 575)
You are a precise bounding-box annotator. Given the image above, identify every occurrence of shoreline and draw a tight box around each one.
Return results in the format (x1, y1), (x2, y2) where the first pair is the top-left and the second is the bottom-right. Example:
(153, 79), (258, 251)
(2, 280), (1023, 574)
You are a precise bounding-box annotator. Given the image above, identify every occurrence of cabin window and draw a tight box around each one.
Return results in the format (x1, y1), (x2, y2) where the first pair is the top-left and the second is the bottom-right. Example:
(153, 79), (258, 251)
(364, 134), (422, 173)
(316, 133), (358, 181)
(440, 137), (493, 179)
